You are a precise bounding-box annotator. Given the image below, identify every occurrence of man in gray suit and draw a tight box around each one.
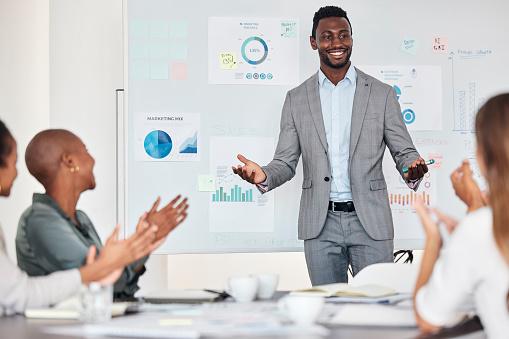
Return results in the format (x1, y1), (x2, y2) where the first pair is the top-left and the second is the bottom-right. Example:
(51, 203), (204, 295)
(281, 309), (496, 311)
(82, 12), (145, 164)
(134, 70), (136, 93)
(233, 6), (428, 285)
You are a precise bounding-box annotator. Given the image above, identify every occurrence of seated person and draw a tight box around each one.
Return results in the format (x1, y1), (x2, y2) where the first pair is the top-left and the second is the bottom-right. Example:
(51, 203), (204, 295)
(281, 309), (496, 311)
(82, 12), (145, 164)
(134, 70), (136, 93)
(413, 94), (509, 338)
(15, 129), (188, 300)
(0, 120), (158, 315)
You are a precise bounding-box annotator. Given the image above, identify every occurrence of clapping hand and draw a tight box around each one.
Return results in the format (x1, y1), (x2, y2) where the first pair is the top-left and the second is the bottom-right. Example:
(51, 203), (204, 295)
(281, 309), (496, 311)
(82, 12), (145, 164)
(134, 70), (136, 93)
(81, 214), (159, 284)
(450, 160), (486, 212)
(146, 195), (188, 243)
(430, 208), (459, 234)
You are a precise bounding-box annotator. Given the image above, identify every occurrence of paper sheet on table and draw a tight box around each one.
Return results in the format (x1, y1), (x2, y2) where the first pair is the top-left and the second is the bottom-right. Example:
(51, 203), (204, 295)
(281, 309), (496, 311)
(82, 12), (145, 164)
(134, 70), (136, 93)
(25, 297), (131, 319)
(326, 293), (412, 304)
(330, 304), (417, 327)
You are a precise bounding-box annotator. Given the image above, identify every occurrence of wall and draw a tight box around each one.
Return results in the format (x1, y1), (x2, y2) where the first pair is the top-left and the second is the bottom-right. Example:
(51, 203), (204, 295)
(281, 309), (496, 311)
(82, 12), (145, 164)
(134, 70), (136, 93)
(0, 0), (50, 259)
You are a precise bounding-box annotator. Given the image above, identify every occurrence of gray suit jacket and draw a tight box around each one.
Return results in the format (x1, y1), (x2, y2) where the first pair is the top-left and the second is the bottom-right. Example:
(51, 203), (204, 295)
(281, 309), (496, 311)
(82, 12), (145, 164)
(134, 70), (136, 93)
(262, 68), (420, 241)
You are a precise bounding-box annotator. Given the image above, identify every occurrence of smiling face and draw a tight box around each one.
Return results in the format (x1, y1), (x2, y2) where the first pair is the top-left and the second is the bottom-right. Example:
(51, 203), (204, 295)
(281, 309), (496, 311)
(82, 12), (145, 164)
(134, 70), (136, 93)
(310, 17), (353, 71)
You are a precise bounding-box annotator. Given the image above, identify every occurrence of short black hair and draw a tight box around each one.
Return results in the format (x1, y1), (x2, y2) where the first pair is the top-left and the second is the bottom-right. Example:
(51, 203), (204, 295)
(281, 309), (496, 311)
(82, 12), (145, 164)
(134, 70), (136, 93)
(311, 6), (352, 38)
(0, 120), (14, 167)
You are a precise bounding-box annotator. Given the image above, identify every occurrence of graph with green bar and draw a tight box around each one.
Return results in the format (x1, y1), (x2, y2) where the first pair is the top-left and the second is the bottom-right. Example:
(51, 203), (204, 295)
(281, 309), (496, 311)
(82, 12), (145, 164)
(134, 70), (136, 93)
(212, 185), (254, 202)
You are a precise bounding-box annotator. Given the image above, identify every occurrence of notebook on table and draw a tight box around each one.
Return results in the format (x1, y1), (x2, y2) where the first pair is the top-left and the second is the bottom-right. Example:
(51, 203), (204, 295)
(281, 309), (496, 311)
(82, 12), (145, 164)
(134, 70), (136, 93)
(291, 283), (397, 298)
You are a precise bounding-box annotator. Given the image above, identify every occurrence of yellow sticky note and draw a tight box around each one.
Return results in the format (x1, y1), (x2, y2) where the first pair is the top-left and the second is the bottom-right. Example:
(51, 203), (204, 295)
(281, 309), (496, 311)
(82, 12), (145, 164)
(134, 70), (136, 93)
(219, 52), (237, 70)
(198, 175), (216, 192)
(159, 318), (193, 326)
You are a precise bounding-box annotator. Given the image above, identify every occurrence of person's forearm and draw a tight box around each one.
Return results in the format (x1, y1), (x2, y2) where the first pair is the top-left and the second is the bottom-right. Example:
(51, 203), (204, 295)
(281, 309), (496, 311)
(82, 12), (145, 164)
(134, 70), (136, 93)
(79, 259), (114, 284)
(1, 253), (81, 313)
(413, 237), (442, 332)
(414, 238), (441, 294)
(466, 196), (485, 213)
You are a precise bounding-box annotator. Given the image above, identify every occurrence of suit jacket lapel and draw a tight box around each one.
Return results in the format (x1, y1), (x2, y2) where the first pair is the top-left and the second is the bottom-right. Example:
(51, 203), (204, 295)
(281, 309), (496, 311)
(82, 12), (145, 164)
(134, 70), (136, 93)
(306, 72), (327, 151)
(349, 69), (372, 159)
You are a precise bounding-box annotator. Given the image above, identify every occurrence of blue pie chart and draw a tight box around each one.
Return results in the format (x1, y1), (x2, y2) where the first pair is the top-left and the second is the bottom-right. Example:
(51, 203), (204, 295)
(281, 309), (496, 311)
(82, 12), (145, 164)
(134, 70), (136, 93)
(144, 130), (172, 159)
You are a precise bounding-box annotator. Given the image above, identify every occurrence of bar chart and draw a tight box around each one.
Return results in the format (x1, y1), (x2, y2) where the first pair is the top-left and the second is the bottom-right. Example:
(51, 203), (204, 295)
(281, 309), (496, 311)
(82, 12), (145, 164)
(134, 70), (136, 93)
(389, 191), (431, 207)
(212, 185), (254, 203)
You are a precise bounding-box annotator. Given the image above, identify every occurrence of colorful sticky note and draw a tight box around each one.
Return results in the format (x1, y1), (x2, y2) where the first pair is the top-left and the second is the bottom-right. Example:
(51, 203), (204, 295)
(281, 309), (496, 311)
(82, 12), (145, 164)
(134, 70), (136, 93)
(169, 21), (188, 39)
(198, 175), (216, 192)
(432, 37), (448, 53)
(401, 38), (418, 55)
(131, 60), (149, 80)
(150, 21), (169, 39)
(169, 44), (188, 59)
(171, 62), (188, 80)
(130, 20), (149, 39)
(219, 52), (237, 70)
(281, 21), (298, 38)
(150, 62), (169, 80)
(130, 42), (149, 59)
(149, 42), (170, 59)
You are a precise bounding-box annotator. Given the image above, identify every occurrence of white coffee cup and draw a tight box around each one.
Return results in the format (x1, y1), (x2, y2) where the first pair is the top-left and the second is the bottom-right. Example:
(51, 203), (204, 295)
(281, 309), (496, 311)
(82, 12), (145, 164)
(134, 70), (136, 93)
(227, 275), (259, 302)
(256, 273), (279, 300)
(278, 295), (324, 326)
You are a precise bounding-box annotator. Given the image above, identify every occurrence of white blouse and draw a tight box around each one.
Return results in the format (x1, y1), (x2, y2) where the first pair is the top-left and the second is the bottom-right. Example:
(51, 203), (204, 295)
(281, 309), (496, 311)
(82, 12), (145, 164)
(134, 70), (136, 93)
(416, 207), (509, 339)
(0, 224), (81, 316)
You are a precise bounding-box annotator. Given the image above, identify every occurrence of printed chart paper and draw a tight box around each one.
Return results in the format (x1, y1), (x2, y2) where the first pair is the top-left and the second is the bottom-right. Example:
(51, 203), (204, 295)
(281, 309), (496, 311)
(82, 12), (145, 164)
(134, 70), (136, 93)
(209, 137), (275, 232)
(135, 113), (200, 162)
(360, 65), (442, 131)
(208, 17), (299, 85)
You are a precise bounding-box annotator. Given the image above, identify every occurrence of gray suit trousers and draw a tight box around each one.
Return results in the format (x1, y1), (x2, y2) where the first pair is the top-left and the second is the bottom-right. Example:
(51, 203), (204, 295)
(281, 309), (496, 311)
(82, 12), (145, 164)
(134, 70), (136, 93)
(304, 210), (393, 285)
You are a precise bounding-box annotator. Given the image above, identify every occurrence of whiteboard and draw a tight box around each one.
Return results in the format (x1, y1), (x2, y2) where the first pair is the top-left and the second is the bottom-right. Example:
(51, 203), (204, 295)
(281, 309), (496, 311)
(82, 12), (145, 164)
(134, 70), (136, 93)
(122, 0), (509, 253)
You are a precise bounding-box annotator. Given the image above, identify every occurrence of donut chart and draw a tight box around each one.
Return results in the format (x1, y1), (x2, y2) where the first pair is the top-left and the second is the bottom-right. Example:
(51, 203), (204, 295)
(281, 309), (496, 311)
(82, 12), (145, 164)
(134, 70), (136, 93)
(402, 108), (416, 124)
(241, 36), (269, 65)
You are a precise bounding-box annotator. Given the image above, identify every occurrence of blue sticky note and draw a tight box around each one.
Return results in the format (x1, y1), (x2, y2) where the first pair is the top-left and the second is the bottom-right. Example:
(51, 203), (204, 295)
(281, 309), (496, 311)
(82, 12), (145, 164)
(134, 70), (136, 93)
(130, 20), (149, 39)
(150, 21), (169, 39)
(169, 21), (188, 39)
(150, 62), (169, 80)
(401, 39), (418, 55)
(149, 42), (169, 59)
(169, 44), (188, 60)
(131, 60), (149, 80)
(130, 42), (148, 59)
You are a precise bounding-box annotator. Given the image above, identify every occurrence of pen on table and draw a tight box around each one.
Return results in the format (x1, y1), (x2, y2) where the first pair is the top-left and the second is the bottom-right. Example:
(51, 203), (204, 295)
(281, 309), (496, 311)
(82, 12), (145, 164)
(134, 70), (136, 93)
(203, 289), (231, 301)
(402, 159), (435, 173)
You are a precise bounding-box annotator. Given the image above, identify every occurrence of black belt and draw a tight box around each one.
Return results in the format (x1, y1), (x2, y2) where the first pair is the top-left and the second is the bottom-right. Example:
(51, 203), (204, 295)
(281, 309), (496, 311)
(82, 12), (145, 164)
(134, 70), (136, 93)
(328, 201), (355, 212)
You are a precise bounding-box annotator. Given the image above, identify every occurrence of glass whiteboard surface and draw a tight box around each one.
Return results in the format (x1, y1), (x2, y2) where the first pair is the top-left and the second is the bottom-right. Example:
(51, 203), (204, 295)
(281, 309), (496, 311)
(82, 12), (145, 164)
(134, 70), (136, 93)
(123, 0), (509, 253)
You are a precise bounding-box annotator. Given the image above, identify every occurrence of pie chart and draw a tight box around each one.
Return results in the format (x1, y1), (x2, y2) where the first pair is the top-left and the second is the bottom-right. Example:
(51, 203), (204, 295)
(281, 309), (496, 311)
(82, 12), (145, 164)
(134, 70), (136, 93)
(144, 130), (172, 159)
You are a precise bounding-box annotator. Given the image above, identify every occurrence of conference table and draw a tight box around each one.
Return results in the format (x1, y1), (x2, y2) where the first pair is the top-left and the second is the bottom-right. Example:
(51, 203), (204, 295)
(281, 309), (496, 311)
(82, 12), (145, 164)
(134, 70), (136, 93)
(0, 302), (486, 339)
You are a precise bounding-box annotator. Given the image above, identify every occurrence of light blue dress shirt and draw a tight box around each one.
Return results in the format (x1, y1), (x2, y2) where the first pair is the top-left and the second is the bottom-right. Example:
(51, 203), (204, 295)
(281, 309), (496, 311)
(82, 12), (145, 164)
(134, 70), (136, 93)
(318, 65), (357, 202)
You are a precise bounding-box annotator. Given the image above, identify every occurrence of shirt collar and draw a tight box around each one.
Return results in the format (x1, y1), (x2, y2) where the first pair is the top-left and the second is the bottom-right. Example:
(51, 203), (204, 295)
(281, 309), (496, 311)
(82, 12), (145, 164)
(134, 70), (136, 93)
(32, 193), (95, 241)
(318, 64), (357, 87)
(32, 193), (74, 223)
